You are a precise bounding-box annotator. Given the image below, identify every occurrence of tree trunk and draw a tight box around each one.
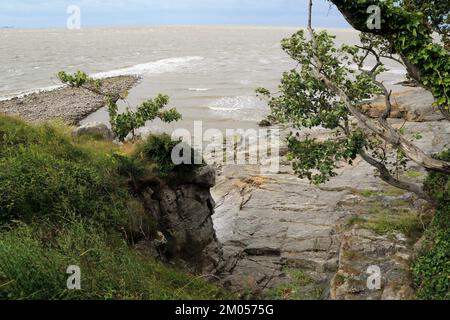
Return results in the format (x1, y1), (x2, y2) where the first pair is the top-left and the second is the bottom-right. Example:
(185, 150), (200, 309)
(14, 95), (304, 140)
(359, 150), (434, 203)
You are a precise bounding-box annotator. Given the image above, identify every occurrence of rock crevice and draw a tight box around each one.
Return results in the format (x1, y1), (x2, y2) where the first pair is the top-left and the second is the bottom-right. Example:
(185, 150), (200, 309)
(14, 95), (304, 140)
(211, 117), (449, 299)
(133, 166), (222, 274)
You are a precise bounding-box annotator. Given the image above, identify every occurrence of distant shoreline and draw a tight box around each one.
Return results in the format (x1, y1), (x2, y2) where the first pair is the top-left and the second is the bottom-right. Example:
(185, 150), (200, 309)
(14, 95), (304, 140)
(0, 75), (139, 125)
(0, 25), (356, 32)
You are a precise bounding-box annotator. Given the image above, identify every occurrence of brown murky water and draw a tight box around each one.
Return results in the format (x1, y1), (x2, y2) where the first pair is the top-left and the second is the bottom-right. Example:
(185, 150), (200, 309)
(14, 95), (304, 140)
(1, 26), (406, 132)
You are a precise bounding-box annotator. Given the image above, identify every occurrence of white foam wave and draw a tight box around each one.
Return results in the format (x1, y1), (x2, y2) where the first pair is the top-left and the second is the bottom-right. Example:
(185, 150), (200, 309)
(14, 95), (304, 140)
(0, 56), (205, 101)
(209, 106), (242, 112)
(188, 87), (211, 92)
(207, 96), (268, 122)
(208, 96), (261, 112)
(92, 56), (204, 78)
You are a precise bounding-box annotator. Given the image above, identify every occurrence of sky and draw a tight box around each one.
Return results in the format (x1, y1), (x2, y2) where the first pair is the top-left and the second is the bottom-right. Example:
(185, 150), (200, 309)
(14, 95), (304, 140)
(0, 0), (350, 29)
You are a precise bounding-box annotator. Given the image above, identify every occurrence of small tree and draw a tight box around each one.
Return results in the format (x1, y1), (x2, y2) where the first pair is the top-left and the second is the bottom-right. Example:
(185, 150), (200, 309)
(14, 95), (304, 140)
(257, 0), (450, 203)
(58, 71), (181, 141)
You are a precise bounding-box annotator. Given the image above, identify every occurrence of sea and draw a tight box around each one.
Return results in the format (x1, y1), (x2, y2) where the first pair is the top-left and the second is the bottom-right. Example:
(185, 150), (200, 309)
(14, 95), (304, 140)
(1, 26), (407, 132)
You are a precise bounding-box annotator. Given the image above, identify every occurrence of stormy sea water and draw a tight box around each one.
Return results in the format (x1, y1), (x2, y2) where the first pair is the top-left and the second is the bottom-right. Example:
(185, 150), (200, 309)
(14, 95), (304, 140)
(1, 26), (407, 132)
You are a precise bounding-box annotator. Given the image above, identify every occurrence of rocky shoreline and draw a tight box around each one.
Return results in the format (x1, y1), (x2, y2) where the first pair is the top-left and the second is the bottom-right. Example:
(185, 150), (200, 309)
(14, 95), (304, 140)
(1, 80), (448, 299)
(210, 90), (450, 299)
(0, 75), (139, 125)
(211, 117), (449, 299)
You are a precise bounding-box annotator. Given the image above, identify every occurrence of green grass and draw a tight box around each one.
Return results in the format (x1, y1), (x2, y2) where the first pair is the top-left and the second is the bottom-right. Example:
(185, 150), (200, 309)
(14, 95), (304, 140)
(0, 115), (231, 300)
(406, 170), (424, 178)
(353, 187), (406, 198)
(264, 269), (322, 300)
(365, 206), (429, 242)
(0, 221), (231, 300)
(345, 205), (430, 244)
(0, 116), (130, 228)
(346, 216), (367, 227)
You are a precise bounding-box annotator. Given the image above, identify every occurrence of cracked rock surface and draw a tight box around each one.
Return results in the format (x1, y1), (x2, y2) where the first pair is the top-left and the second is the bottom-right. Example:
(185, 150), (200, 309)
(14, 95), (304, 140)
(212, 119), (449, 299)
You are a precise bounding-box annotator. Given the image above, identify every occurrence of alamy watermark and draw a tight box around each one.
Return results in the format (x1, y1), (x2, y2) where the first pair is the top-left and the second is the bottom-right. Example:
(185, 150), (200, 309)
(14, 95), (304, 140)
(169, 121), (280, 174)
(367, 5), (381, 30)
(66, 265), (81, 290)
(366, 265), (382, 290)
(67, 5), (81, 30)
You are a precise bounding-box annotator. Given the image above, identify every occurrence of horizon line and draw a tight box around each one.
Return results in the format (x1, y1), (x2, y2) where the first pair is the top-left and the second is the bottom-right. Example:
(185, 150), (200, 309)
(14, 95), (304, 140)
(2, 24), (355, 31)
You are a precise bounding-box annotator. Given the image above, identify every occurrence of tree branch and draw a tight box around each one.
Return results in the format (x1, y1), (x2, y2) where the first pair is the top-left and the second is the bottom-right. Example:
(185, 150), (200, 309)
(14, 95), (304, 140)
(316, 69), (450, 173)
(359, 150), (433, 202)
(305, 9), (450, 174)
(330, 0), (450, 120)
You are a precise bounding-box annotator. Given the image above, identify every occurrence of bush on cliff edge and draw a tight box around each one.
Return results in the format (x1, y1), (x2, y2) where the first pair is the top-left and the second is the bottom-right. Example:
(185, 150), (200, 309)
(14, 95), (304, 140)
(0, 115), (229, 300)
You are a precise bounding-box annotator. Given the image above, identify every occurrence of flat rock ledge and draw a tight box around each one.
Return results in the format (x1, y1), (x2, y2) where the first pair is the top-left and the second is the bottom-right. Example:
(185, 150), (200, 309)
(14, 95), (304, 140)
(212, 119), (449, 300)
(361, 88), (445, 122)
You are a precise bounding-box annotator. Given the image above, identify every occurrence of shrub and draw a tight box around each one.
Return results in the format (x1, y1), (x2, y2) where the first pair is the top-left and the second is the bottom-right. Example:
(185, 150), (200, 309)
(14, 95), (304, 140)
(58, 71), (182, 141)
(412, 212), (450, 300)
(423, 149), (450, 208)
(107, 95), (181, 141)
(58, 70), (101, 89)
(134, 134), (202, 177)
(412, 149), (450, 300)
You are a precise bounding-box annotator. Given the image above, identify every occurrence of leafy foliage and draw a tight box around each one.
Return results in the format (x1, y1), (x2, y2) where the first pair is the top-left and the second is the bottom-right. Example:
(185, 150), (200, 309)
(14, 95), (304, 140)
(412, 223), (450, 300)
(330, 0), (450, 112)
(257, 30), (382, 184)
(58, 71), (182, 141)
(107, 94), (181, 141)
(287, 131), (366, 184)
(134, 133), (202, 177)
(0, 115), (229, 300)
(58, 70), (101, 89)
(402, 0), (449, 48)
(412, 150), (450, 300)
(423, 149), (450, 205)
(259, 3), (450, 198)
